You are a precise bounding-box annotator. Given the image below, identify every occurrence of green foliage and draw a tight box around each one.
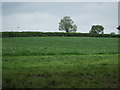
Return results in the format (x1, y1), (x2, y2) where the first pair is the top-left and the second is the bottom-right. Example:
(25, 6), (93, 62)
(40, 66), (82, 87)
(110, 32), (115, 35)
(117, 25), (120, 30)
(2, 32), (120, 38)
(2, 37), (118, 88)
(89, 25), (104, 34)
(117, 26), (120, 34)
(59, 16), (77, 33)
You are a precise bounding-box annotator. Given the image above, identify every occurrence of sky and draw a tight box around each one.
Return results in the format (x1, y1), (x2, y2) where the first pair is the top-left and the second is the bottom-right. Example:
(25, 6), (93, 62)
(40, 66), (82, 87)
(118, 2), (120, 25)
(2, 2), (118, 34)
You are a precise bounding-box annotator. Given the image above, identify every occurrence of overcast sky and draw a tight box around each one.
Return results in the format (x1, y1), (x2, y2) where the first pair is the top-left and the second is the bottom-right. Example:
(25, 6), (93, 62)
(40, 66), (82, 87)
(2, 2), (118, 34)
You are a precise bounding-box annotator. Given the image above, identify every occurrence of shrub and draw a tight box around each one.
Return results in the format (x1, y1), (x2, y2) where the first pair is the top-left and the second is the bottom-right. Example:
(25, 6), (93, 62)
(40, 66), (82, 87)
(2, 32), (120, 38)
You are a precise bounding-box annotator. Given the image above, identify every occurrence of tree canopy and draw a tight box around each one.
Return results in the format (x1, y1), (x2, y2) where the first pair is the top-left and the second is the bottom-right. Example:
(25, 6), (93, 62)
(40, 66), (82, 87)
(117, 26), (120, 30)
(89, 25), (104, 34)
(59, 16), (77, 33)
(117, 25), (120, 34)
(110, 32), (115, 35)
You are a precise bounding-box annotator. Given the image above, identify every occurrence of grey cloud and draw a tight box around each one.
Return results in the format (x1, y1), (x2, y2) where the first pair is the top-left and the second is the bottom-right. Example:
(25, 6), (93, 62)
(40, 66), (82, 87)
(2, 2), (118, 34)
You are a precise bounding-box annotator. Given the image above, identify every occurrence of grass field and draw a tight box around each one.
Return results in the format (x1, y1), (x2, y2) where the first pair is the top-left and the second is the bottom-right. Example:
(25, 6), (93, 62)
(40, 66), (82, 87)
(2, 37), (119, 88)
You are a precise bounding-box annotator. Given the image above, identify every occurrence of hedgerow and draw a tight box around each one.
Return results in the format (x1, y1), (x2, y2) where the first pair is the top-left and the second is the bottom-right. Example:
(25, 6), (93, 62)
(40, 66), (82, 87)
(2, 32), (120, 38)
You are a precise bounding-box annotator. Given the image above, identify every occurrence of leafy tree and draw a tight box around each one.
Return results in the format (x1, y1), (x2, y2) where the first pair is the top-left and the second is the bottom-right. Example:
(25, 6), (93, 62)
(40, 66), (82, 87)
(117, 26), (120, 34)
(59, 16), (77, 33)
(117, 25), (120, 30)
(89, 25), (104, 34)
(110, 32), (115, 35)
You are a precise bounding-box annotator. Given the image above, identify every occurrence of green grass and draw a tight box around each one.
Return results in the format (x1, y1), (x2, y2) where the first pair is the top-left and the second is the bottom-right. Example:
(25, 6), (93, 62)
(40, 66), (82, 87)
(2, 37), (118, 56)
(2, 37), (119, 88)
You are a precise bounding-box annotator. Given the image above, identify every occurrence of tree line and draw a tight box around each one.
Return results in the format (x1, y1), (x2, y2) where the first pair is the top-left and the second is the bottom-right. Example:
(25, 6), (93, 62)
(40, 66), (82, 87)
(2, 32), (120, 38)
(59, 16), (120, 34)
(2, 16), (120, 37)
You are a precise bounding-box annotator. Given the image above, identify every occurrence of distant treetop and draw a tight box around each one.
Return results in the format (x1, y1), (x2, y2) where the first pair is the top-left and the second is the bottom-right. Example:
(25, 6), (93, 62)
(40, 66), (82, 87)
(89, 25), (104, 34)
(59, 16), (77, 33)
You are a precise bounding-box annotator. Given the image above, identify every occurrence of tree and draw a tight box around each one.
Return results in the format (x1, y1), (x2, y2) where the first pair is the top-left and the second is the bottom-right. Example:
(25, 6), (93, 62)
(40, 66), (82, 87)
(117, 25), (120, 30)
(59, 16), (77, 33)
(117, 26), (120, 34)
(89, 25), (104, 34)
(110, 32), (115, 35)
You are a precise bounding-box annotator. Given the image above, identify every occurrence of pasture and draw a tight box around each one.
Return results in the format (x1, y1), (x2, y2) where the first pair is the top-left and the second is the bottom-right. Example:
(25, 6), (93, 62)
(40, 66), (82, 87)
(2, 37), (118, 88)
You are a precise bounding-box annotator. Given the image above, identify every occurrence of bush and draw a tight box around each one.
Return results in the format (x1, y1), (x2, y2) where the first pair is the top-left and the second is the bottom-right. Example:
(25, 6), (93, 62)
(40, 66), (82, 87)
(2, 32), (120, 38)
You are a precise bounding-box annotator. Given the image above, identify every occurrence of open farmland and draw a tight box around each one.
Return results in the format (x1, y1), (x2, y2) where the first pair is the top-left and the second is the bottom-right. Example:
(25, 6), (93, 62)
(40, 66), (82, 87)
(2, 37), (119, 88)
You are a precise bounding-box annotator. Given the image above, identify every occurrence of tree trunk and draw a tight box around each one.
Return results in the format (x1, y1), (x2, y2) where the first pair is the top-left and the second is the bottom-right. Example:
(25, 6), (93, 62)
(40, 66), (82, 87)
(66, 29), (69, 33)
